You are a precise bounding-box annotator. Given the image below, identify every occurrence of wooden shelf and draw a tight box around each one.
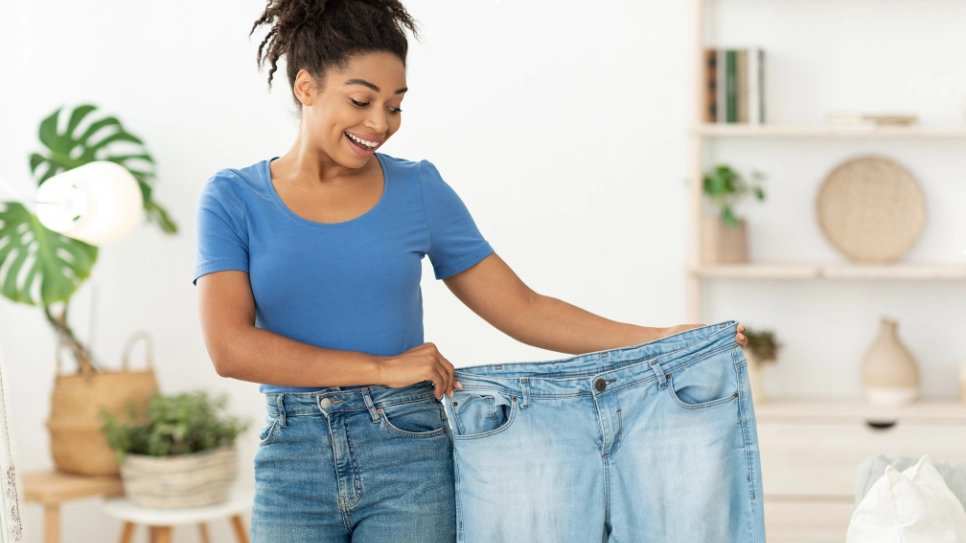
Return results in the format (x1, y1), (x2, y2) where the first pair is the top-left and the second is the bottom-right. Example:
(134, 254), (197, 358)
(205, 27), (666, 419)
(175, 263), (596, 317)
(691, 123), (966, 139)
(754, 398), (966, 423)
(691, 262), (966, 280)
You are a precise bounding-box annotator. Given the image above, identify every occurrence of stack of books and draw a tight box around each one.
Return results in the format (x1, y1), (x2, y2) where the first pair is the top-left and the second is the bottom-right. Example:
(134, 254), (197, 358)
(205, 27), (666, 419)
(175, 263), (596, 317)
(704, 48), (765, 124)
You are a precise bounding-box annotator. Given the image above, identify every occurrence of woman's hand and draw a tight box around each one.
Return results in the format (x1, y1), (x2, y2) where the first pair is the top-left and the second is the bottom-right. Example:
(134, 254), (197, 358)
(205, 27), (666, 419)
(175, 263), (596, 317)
(658, 323), (748, 347)
(376, 342), (463, 400)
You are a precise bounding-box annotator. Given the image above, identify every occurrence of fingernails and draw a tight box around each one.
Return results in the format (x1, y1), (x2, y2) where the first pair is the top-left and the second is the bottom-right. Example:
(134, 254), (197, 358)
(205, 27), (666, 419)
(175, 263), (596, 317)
(456, 381), (463, 389)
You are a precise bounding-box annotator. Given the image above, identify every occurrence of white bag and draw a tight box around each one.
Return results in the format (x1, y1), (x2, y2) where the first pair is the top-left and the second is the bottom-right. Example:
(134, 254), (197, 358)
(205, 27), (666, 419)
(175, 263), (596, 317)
(847, 455), (966, 543)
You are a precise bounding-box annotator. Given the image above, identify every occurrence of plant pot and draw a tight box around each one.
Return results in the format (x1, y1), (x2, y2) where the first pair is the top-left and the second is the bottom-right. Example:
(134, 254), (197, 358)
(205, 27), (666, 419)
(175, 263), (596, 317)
(861, 318), (919, 406)
(119, 445), (238, 508)
(701, 215), (748, 265)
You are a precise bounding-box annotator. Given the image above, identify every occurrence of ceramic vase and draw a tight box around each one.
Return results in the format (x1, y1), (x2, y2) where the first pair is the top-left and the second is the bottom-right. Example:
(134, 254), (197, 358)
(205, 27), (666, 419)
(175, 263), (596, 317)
(861, 318), (919, 406)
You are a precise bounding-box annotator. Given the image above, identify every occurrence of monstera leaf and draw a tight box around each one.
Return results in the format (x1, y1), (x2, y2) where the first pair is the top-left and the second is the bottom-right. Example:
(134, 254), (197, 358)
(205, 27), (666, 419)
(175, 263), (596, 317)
(29, 104), (178, 234)
(0, 202), (98, 305)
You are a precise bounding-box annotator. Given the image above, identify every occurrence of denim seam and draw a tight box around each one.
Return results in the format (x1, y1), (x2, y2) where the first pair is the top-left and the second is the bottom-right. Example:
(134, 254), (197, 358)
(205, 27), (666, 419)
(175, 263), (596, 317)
(733, 346), (760, 542)
(453, 322), (737, 378)
(344, 418), (362, 511)
(454, 343), (736, 400)
(267, 394), (440, 417)
(258, 416), (281, 446)
(377, 400), (448, 439)
(450, 395), (519, 441)
(454, 457), (465, 541)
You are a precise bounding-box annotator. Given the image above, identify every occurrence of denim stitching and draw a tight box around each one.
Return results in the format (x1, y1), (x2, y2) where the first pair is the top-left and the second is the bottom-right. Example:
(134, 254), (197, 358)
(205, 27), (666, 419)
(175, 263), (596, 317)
(733, 346), (762, 542)
(454, 343), (736, 398)
(450, 395), (519, 441)
(377, 399), (448, 439)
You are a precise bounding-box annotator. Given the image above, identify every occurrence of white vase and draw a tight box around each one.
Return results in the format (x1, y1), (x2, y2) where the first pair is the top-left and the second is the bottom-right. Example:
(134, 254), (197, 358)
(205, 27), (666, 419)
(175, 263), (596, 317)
(861, 318), (920, 406)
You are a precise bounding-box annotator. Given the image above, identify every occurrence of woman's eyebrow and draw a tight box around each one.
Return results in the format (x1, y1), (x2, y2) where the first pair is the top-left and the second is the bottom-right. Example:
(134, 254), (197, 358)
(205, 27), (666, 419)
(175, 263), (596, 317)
(344, 78), (407, 94)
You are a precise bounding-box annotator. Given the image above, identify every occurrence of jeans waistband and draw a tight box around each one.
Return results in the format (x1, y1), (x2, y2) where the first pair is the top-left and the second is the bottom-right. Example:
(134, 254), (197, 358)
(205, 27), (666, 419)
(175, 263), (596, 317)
(263, 381), (438, 421)
(453, 320), (741, 399)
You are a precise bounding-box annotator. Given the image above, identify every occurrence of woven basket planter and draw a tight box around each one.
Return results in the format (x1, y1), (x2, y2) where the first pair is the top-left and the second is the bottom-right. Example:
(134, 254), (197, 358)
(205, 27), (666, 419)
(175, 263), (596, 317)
(700, 215), (748, 265)
(119, 445), (238, 508)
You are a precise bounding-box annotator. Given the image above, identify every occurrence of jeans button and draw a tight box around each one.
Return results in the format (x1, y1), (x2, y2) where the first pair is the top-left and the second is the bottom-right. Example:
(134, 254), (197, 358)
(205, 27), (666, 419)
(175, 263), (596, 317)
(594, 378), (607, 392)
(320, 398), (332, 409)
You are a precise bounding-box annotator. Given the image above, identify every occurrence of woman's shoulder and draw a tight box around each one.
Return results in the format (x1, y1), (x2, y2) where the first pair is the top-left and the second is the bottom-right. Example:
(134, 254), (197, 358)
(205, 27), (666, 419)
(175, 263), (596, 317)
(201, 158), (273, 201)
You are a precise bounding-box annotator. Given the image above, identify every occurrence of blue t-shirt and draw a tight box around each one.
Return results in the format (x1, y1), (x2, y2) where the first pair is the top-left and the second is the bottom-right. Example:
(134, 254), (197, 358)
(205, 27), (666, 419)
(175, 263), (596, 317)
(193, 153), (494, 394)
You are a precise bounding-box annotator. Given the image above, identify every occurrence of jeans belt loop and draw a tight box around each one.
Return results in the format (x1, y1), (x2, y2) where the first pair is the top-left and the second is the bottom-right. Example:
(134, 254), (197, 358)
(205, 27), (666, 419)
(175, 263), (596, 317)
(361, 388), (381, 422)
(649, 358), (668, 389)
(521, 377), (531, 409)
(275, 393), (287, 428)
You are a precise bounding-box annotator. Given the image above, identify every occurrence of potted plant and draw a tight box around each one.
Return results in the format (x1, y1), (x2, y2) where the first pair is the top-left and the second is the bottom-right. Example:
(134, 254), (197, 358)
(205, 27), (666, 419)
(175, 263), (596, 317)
(742, 327), (782, 404)
(0, 104), (178, 474)
(100, 390), (250, 508)
(701, 164), (767, 265)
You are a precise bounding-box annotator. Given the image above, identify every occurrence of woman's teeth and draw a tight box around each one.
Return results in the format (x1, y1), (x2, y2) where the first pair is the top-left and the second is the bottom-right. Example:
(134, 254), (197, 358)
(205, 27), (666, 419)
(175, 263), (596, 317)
(346, 133), (378, 149)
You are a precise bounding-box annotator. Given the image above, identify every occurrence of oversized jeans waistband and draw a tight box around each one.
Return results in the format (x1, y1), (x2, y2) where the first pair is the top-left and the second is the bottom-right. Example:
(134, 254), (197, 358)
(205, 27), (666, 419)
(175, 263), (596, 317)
(454, 320), (741, 398)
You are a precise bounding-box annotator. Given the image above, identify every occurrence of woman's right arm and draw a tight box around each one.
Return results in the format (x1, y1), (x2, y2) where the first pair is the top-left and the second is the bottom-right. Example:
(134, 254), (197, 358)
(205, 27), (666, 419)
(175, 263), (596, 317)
(196, 270), (460, 398)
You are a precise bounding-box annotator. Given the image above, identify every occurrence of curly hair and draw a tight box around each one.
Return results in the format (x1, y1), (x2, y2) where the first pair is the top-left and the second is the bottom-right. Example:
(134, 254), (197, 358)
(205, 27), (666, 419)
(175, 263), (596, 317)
(250, 0), (420, 113)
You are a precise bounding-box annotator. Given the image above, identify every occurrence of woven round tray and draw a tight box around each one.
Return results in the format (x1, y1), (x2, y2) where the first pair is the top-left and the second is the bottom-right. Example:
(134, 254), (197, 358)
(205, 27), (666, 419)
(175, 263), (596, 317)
(816, 156), (926, 263)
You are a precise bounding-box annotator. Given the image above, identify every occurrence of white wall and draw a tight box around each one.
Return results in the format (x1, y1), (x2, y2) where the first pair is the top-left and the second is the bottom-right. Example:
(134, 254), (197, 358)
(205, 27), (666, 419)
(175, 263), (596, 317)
(0, 0), (964, 541)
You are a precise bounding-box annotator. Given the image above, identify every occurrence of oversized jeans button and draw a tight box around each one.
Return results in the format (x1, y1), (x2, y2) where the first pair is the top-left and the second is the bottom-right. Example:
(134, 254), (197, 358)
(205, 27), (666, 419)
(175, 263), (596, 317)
(594, 378), (607, 392)
(320, 398), (332, 409)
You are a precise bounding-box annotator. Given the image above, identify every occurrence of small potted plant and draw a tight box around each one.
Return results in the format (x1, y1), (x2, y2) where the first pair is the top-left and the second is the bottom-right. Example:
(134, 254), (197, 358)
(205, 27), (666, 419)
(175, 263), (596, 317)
(100, 390), (250, 508)
(702, 164), (767, 265)
(742, 327), (782, 404)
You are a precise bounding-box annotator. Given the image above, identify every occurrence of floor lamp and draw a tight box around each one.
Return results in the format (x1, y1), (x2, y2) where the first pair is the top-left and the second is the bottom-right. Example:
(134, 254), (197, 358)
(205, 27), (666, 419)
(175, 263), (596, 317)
(0, 161), (144, 541)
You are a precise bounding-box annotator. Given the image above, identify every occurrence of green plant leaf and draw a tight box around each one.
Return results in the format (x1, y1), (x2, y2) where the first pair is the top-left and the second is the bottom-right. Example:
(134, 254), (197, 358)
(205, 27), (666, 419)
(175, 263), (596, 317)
(0, 202), (98, 305)
(28, 104), (178, 233)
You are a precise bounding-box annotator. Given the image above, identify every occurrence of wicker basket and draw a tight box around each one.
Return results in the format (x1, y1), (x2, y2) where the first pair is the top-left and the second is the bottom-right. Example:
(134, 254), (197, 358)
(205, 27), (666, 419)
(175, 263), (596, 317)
(46, 331), (159, 475)
(120, 445), (238, 508)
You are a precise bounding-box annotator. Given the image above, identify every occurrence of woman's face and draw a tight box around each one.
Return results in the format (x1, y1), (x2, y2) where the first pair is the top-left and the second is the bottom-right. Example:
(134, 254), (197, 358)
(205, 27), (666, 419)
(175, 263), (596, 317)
(295, 52), (407, 170)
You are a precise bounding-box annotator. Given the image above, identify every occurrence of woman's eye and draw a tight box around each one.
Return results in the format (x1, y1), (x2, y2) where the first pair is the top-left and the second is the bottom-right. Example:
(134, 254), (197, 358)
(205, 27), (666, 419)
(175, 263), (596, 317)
(389, 107), (402, 114)
(351, 99), (402, 114)
(350, 99), (368, 107)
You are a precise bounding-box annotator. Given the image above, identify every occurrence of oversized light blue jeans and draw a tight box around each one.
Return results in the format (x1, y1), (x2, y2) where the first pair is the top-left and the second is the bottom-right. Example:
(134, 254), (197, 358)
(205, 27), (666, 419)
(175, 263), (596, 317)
(441, 320), (766, 543)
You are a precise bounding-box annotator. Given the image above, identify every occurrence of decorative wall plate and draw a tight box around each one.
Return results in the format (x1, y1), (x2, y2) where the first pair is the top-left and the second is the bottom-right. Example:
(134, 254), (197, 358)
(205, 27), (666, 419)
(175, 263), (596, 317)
(816, 156), (926, 263)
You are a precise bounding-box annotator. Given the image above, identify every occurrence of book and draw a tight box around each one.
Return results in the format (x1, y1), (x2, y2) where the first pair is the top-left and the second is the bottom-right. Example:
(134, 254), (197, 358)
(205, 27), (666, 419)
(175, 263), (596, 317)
(716, 49), (727, 123)
(737, 49), (748, 123)
(705, 49), (717, 123)
(726, 50), (737, 123)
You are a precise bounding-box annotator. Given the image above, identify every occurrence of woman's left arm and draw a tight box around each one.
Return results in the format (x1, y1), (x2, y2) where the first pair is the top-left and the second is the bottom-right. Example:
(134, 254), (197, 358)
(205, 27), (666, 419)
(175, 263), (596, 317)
(443, 253), (747, 354)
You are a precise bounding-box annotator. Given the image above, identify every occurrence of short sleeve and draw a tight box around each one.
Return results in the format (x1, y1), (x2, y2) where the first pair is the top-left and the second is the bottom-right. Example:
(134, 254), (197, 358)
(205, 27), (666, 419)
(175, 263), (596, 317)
(192, 173), (250, 285)
(420, 160), (494, 280)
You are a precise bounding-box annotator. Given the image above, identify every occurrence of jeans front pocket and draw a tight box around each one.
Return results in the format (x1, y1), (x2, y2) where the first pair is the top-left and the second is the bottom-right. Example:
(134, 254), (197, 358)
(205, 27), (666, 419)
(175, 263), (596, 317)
(447, 388), (517, 440)
(665, 347), (740, 410)
(258, 414), (281, 446)
(377, 397), (448, 439)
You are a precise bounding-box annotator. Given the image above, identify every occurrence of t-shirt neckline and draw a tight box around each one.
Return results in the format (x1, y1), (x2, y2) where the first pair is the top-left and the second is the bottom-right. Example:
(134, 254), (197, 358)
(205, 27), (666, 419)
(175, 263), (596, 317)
(264, 152), (391, 228)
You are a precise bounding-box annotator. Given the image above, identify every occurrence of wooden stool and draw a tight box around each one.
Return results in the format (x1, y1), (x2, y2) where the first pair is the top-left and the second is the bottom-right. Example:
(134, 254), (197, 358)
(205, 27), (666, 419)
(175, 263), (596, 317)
(22, 470), (125, 543)
(102, 491), (252, 543)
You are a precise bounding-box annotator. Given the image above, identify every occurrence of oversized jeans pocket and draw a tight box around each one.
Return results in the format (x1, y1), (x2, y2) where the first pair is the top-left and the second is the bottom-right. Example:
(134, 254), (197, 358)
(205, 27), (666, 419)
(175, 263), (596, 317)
(665, 347), (740, 410)
(446, 388), (517, 440)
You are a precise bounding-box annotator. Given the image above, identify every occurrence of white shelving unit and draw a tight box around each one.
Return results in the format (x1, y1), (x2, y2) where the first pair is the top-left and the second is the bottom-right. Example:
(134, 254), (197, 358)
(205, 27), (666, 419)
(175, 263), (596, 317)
(688, 2), (966, 541)
(686, 1), (966, 322)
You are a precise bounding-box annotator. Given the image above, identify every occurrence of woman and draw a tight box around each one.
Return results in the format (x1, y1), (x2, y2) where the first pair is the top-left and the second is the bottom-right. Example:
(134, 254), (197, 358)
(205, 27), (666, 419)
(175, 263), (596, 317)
(194, 1), (748, 541)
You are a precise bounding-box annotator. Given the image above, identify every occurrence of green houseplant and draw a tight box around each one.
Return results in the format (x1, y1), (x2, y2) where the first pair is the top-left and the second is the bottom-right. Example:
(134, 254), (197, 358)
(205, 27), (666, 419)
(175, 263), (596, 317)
(0, 103), (178, 371)
(100, 390), (251, 508)
(700, 164), (767, 264)
(0, 104), (179, 475)
(742, 327), (783, 404)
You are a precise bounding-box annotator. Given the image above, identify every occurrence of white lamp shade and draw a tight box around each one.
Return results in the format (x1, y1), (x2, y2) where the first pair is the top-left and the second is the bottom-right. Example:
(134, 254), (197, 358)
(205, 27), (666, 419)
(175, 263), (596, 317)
(35, 161), (143, 245)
